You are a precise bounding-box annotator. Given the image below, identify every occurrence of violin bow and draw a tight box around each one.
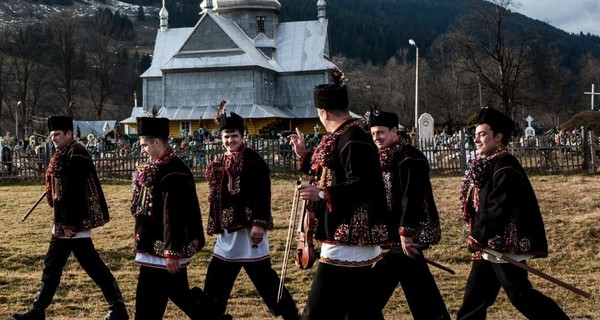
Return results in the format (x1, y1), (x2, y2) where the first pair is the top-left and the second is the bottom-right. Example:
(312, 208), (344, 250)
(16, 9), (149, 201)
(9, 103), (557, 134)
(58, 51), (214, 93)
(278, 179), (302, 302)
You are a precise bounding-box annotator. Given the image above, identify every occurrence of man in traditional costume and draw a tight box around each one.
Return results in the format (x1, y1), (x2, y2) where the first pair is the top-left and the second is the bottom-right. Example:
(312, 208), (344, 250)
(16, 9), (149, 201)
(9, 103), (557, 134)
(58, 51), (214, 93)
(365, 106), (450, 319)
(13, 116), (128, 320)
(288, 71), (389, 320)
(203, 101), (300, 320)
(457, 106), (569, 319)
(131, 116), (212, 319)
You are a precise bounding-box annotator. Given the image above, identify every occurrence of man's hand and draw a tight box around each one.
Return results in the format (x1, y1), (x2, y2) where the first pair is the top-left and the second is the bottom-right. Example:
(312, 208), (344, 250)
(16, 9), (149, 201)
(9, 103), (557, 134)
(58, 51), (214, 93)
(298, 184), (320, 202)
(62, 227), (77, 238)
(400, 235), (423, 258)
(288, 127), (307, 158)
(467, 236), (484, 253)
(250, 225), (265, 248)
(166, 257), (181, 274)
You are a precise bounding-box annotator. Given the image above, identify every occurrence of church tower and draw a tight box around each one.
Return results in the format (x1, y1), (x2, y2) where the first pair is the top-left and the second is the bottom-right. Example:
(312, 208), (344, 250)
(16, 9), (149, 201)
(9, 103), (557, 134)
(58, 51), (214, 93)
(201, 0), (280, 57)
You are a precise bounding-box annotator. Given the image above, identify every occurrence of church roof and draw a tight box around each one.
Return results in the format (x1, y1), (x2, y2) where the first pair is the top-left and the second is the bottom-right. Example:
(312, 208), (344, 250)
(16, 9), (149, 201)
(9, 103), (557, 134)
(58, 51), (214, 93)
(141, 11), (333, 78)
(275, 20), (336, 72)
(143, 10), (280, 77)
(120, 104), (301, 124)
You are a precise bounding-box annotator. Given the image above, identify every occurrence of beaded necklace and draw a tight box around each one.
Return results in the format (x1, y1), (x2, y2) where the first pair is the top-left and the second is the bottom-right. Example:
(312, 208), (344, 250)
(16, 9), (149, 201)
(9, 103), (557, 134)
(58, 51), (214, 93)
(130, 147), (176, 216)
(45, 139), (77, 203)
(459, 146), (508, 222)
(378, 138), (405, 171)
(310, 119), (360, 181)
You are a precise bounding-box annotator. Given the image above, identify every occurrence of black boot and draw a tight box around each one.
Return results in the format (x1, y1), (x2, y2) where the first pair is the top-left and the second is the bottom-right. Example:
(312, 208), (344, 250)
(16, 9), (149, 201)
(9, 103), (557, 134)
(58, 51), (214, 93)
(13, 282), (54, 320)
(273, 291), (300, 320)
(102, 300), (129, 320)
(12, 309), (44, 320)
(101, 280), (129, 320)
(190, 287), (233, 320)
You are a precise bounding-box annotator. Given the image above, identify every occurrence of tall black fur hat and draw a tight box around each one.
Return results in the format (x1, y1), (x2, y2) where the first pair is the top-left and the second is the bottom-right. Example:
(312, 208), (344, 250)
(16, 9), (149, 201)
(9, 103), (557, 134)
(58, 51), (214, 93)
(364, 105), (398, 129)
(48, 116), (73, 132)
(137, 107), (170, 138)
(215, 100), (245, 136)
(313, 69), (349, 110)
(476, 106), (515, 137)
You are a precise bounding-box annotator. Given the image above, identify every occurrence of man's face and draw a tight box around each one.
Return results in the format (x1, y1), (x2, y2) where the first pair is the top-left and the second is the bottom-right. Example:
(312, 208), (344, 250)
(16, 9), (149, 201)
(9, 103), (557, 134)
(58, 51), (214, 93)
(50, 130), (72, 149)
(474, 123), (503, 156)
(370, 125), (397, 149)
(139, 136), (161, 161)
(221, 130), (243, 153)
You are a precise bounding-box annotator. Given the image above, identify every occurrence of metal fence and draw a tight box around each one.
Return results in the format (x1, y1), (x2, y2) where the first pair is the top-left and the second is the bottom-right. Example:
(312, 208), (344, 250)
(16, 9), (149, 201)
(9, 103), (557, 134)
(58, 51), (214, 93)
(1, 128), (598, 183)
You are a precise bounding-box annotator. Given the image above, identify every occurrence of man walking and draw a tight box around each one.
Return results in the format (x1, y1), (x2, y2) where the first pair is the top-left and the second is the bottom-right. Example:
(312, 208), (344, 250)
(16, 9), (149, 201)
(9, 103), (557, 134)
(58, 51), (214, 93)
(203, 101), (300, 320)
(131, 116), (212, 319)
(13, 115), (128, 320)
(365, 106), (450, 319)
(457, 106), (570, 319)
(289, 72), (389, 320)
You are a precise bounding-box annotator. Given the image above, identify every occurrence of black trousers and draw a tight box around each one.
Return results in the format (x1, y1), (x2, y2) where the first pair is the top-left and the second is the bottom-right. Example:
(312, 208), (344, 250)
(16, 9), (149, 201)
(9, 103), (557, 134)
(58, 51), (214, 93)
(372, 252), (450, 320)
(302, 262), (384, 320)
(457, 259), (570, 320)
(135, 265), (199, 319)
(38, 237), (121, 309)
(203, 256), (298, 317)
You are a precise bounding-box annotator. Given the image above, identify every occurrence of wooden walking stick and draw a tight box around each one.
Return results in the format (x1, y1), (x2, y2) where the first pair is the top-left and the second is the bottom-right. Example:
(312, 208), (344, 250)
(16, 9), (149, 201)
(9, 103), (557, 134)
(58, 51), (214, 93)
(424, 257), (456, 275)
(483, 248), (592, 299)
(21, 192), (46, 222)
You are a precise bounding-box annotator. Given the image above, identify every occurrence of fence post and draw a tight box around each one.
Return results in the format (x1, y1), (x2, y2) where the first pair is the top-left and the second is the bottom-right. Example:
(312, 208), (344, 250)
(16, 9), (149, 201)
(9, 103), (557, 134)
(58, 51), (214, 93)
(459, 130), (467, 174)
(581, 126), (590, 172)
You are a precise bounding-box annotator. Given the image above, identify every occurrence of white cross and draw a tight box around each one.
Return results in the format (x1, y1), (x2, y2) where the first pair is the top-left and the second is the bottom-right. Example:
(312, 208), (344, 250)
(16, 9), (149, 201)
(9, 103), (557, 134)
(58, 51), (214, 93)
(584, 84), (600, 110)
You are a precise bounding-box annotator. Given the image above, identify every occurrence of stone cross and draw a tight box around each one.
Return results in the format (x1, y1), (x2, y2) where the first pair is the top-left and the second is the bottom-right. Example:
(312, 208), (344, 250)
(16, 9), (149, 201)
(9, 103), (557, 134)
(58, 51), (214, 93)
(524, 115), (535, 138)
(584, 84), (600, 110)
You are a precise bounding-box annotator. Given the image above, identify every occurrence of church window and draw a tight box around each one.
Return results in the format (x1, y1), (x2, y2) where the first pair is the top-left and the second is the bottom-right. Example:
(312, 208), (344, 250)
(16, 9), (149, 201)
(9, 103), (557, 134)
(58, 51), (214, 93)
(180, 121), (191, 137)
(263, 79), (268, 101)
(257, 16), (265, 33)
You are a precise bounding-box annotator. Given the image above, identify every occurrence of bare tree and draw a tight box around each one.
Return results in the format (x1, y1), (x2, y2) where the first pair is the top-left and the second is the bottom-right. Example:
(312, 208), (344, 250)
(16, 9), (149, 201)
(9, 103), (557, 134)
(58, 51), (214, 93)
(445, 0), (537, 117)
(44, 13), (85, 117)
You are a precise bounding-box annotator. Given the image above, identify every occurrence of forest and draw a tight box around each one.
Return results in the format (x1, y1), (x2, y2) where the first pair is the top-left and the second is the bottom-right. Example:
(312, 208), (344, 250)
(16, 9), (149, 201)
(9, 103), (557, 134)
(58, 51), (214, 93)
(2, 0), (600, 138)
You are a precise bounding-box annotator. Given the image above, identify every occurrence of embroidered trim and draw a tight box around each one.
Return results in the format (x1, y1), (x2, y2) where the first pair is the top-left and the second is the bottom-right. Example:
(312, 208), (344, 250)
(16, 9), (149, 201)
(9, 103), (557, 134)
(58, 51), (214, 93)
(319, 255), (381, 267)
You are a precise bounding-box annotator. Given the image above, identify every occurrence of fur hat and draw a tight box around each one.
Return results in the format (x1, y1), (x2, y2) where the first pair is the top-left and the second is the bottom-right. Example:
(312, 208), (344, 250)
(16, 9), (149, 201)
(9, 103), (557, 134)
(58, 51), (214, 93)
(313, 69), (349, 110)
(215, 100), (245, 135)
(137, 117), (170, 138)
(364, 105), (398, 129)
(47, 116), (73, 132)
(476, 106), (515, 137)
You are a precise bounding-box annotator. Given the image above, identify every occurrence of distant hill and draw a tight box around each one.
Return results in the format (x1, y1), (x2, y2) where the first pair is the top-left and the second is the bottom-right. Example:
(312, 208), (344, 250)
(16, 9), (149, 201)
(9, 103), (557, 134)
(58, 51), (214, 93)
(280, 0), (600, 67)
(4, 0), (600, 69)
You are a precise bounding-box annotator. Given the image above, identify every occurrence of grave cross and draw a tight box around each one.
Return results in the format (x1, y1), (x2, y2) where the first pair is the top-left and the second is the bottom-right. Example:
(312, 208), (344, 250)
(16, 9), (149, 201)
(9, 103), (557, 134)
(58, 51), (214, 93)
(584, 84), (600, 110)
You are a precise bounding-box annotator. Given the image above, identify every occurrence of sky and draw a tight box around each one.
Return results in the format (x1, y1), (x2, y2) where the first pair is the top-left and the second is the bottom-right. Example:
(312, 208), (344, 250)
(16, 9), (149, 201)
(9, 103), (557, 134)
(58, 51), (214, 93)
(512, 1), (600, 36)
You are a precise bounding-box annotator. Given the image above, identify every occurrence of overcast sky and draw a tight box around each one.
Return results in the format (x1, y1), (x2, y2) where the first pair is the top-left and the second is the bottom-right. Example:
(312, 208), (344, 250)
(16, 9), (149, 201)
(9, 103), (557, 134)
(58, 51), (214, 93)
(513, 1), (600, 36)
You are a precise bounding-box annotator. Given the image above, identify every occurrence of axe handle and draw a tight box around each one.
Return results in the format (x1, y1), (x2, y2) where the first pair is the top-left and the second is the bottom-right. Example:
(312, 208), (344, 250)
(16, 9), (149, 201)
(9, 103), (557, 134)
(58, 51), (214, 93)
(483, 248), (591, 299)
(21, 192), (46, 222)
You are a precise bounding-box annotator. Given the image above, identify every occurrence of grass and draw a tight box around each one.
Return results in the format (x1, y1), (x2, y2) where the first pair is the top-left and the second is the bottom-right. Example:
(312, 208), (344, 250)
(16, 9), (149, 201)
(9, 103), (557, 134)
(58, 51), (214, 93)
(1, 175), (599, 319)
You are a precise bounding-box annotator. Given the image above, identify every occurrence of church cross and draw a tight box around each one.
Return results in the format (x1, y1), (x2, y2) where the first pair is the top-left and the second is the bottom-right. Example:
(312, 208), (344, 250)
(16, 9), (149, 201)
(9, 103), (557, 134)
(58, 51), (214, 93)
(584, 84), (600, 110)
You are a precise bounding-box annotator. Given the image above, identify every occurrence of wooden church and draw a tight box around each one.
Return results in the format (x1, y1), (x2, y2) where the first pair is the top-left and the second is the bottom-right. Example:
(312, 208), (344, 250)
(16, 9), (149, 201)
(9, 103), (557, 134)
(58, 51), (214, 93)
(121, 0), (339, 139)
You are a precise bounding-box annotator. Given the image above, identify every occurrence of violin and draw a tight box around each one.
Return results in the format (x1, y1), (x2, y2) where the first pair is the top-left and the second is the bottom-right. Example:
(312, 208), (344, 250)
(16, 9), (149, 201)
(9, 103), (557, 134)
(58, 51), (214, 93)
(278, 180), (316, 302)
(295, 198), (315, 269)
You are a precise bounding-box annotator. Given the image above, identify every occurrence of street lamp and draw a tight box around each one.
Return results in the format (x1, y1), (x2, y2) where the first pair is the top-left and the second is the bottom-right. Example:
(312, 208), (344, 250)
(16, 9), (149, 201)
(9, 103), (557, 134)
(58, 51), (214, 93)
(408, 39), (418, 141)
(16, 101), (21, 140)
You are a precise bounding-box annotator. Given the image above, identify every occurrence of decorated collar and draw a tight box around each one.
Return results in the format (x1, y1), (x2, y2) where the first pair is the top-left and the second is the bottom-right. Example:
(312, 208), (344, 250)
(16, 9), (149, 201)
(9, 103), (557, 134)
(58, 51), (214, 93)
(130, 147), (176, 216)
(310, 119), (360, 173)
(459, 147), (508, 222)
(379, 138), (404, 171)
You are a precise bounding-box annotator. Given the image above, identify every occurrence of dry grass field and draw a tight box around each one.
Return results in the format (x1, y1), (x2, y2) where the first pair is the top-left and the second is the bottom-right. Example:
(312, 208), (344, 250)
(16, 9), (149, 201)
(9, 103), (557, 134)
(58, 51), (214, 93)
(1, 175), (598, 320)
